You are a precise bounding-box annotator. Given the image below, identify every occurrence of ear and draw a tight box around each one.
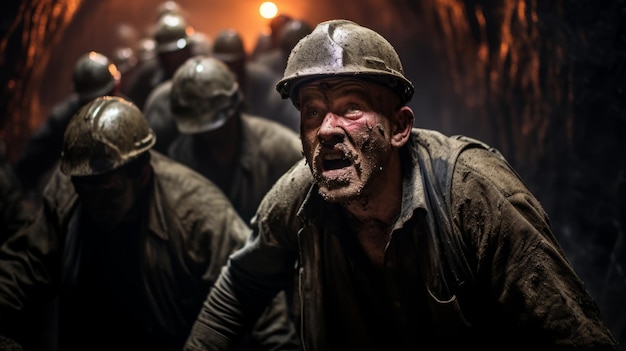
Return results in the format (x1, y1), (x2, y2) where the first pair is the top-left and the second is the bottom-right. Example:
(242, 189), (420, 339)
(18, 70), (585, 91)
(390, 106), (414, 148)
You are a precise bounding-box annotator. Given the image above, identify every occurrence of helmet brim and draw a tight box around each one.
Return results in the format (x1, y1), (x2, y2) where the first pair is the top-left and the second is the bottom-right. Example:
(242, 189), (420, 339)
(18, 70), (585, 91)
(276, 72), (414, 108)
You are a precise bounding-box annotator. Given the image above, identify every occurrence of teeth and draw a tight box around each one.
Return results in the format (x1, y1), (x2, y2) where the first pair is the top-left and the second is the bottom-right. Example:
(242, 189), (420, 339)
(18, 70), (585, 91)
(324, 154), (344, 160)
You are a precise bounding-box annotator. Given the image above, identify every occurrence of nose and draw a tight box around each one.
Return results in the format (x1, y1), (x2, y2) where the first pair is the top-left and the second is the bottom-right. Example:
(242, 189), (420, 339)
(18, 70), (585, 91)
(318, 112), (344, 144)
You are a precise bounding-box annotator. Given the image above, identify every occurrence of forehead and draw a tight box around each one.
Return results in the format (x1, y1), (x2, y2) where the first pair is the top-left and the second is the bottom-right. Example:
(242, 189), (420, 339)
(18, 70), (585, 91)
(299, 77), (377, 99)
(72, 166), (127, 186)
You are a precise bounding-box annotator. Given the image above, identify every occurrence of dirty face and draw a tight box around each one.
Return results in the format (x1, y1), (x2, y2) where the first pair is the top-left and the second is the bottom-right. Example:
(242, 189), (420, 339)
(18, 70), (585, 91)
(299, 78), (398, 203)
(71, 167), (140, 231)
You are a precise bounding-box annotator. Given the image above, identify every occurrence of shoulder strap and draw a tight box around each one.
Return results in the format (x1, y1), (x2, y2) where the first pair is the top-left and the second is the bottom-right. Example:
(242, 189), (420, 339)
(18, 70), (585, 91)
(412, 130), (511, 334)
(414, 130), (503, 300)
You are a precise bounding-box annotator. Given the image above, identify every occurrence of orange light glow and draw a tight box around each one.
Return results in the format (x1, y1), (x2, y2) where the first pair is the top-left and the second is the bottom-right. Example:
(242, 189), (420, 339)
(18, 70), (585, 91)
(259, 2), (278, 19)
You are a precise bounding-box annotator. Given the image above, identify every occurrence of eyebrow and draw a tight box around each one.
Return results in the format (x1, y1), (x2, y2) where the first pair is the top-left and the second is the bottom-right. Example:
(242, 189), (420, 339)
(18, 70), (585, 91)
(299, 89), (325, 107)
(300, 81), (371, 106)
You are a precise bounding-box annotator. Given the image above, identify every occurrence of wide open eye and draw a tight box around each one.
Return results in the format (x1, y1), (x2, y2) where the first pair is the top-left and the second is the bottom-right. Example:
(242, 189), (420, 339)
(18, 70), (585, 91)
(303, 106), (321, 119)
(344, 103), (363, 118)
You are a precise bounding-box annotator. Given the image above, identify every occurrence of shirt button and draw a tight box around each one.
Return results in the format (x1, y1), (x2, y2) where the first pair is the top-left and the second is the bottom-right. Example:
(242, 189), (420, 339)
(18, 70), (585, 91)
(394, 301), (402, 308)
(386, 260), (394, 268)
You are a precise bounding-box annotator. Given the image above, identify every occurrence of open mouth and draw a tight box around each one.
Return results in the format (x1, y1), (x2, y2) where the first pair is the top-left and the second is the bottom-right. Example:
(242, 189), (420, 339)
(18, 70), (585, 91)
(322, 153), (352, 171)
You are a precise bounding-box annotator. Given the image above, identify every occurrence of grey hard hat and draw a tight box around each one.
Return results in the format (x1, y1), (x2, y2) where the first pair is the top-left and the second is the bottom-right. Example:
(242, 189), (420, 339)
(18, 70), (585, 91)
(170, 56), (241, 134)
(155, 0), (186, 20)
(212, 29), (246, 62)
(153, 13), (192, 53)
(270, 14), (293, 38)
(276, 19), (414, 107)
(190, 32), (213, 56)
(279, 19), (313, 55)
(111, 46), (137, 74)
(60, 96), (156, 176)
(72, 51), (121, 102)
(135, 38), (157, 62)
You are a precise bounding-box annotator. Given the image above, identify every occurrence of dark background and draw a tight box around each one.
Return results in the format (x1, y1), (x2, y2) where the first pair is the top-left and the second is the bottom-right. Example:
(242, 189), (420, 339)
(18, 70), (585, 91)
(1, 0), (625, 347)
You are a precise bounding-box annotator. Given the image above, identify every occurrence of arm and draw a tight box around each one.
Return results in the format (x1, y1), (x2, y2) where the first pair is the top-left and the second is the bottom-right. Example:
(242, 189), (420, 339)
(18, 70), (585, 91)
(0, 159), (32, 241)
(185, 223), (298, 351)
(185, 163), (306, 351)
(0, 171), (69, 343)
(454, 148), (618, 349)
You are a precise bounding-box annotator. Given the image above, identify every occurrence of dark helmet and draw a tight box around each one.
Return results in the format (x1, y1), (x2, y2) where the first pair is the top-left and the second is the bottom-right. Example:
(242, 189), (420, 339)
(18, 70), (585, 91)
(153, 13), (192, 53)
(270, 14), (293, 38)
(111, 46), (137, 74)
(170, 56), (242, 133)
(279, 19), (313, 55)
(190, 32), (213, 56)
(72, 51), (121, 102)
(212, 29), (246, 63)
(276, 19), (414, 107)
(155, 0), (186, 20)
(114, 22), (139, 47)
(60, 96), (156, 176)
(135, 38), (157, 62)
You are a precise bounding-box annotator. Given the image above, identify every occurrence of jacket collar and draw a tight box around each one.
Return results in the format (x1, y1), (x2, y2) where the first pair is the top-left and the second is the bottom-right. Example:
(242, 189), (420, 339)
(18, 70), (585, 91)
(147, 167), (169, 241)
(236, 115), (255, 173)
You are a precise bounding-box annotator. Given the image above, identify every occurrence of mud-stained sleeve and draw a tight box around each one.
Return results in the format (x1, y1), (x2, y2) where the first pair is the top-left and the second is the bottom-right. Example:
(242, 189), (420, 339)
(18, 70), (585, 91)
(184, 160), (308, 351)
(451, 147), (618, 349)
(0, 168), (71, 338)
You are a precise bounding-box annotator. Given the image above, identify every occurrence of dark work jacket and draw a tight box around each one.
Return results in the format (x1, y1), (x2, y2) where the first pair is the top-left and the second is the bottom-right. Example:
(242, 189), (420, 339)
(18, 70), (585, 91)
(143, 80), (178, 154)
(168, 113), (303, 224)
(0, 151), (299, 351)
(122, 57), (165, 110)
(0, 156), (32, 243)
(184, 129), (618, 351)
(239, 62), (300, 133)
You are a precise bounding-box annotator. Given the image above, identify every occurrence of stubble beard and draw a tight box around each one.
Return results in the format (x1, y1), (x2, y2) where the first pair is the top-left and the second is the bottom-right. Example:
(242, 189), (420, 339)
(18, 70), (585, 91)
(308, 140), (386, 204)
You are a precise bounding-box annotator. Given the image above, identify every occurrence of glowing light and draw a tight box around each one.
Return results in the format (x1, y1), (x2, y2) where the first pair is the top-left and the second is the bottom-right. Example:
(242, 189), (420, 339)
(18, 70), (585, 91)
(259, 2), (278, 19)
